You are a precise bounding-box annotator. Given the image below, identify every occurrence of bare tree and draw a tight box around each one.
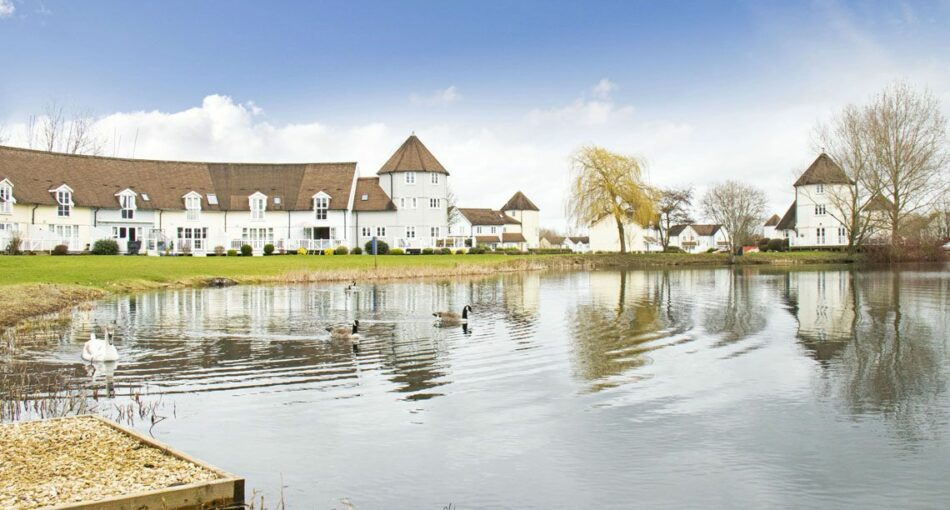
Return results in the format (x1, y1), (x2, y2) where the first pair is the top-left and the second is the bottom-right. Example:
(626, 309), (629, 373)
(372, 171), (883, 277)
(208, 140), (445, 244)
(27, 101), (103, 155)
(656, 186), (694, 250)
(567, 145), (656, 253)
(446, 186), (461, 228)
(863, 82), (949, 247)
(701, 181), (767, 256)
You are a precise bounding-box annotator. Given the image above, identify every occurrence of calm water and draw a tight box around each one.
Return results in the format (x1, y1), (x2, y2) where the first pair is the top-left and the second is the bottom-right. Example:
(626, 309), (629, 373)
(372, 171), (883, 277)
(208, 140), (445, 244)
(6, 265), (950, 509)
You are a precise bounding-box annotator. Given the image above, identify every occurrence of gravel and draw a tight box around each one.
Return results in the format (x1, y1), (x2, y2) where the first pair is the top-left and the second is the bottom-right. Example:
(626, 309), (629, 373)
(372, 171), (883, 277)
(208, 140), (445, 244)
(0, 416), (220, 509)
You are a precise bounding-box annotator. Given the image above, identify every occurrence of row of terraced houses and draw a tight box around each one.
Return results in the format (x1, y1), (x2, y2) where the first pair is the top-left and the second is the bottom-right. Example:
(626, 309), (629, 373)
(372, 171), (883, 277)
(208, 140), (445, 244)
(0, 135), (540, 255)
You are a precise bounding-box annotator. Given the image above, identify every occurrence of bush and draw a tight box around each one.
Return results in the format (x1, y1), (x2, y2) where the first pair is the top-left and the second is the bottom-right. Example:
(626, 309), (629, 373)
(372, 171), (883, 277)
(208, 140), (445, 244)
(52, 244), (69, 256)
(227, 249), (238, 257)
(263, 243), (275, 256)
(352, 246), (363, 255)
(454, 248), (467, 255)
(214, 245), (226, 256)
(468, 247), (486, 255)
(323, 248), (335, 256)
(91, 239), (120, 255)
(421, 247), (434, 255)
(389, 248), (405, 255)
(240, 244), (253, 256)
(757, 238), (771, 253)
(334, 245), (349, 255)
(528, 248), (573, 254)
(767, 239), (787, 252)
(440, 247), (452, 255)
(4, 234), (22, 255)
(364, 240), (389, 255)
(706, 247), (716, 254)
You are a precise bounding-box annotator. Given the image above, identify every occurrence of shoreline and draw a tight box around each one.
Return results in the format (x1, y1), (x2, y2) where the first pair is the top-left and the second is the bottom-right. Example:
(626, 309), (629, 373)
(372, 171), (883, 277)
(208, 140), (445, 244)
(0, 252), (862, 332)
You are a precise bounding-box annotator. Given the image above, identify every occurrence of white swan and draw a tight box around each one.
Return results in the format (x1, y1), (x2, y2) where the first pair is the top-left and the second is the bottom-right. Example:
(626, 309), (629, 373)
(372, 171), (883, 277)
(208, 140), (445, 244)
(82, 328), (118, 362)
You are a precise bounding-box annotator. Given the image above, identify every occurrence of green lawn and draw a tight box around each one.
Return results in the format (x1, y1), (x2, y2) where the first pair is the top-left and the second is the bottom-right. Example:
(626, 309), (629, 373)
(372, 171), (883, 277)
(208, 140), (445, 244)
(0, 253), (525, 289)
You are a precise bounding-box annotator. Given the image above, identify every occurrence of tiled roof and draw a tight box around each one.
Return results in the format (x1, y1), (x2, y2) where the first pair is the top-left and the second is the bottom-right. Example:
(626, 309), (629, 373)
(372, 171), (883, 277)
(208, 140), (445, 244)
(0, 145), (357, 211)
(502, 232), (527, 242)
(541, 233), (565, 245)
(567, 236), (589, 244)
(457, 208), (519, 226)
(353, 177), (396, 212)
(668, 225), (689, 237)
(690, 224), (722, 236)
(377, 135), (449, 175)
(501, 191), (539, 211)
(475, 235), (500, 243)
(764, 214), (781, 227)
(793, 153), (853, 186)
(776, 201), (797, 231)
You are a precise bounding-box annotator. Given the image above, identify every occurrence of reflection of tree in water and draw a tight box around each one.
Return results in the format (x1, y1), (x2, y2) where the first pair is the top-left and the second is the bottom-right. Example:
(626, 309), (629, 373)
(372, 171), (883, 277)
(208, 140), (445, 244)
(570, 271), (673, 390)
(702, 269), (767, 348)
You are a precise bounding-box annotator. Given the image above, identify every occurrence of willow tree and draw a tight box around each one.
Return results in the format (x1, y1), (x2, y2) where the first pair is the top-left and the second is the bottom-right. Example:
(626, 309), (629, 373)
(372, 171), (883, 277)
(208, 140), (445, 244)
(567, 145), (656, 253)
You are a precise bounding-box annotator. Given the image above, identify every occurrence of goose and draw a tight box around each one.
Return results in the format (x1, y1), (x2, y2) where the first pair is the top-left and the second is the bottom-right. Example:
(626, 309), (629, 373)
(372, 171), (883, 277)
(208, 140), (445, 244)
(433, 305), (472, 326)
(344, 281), (360, 292)
(82, 326), (118, 362)
(326, 320), (360, 343)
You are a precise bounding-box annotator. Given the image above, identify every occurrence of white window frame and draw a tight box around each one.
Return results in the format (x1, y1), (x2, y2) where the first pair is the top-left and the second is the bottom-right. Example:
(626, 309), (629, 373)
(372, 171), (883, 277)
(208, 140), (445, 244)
(429, 198), (440, 209)
(430, 226), (440, 238)
(815, 204), (826, 216)
(0, 179), (14, 214)
(490, 226), (497, 234)
(816, 227), (826, 245)
(817, 184), (824, 194)
(184, 192), (202, 221)
(249, 192), (267, 221)
(405, 172), (416, 185)
(116, 189), (137, 220)
(476, 226), (482, 234)
(411, 198), (418, 209)
(50, 185), (74, 217)
(313, 192), (330, 220)
(361, 226), (371, 237)
(431, 173), (439, 185)
(376, 226), (386, 237)
(406, 226), (416, 239)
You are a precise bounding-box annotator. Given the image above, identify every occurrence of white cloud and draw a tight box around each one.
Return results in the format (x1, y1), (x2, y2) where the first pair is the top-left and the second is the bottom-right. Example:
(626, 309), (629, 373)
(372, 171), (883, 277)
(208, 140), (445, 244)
(591, 78), (617, 99)
(410, 86), (460, 107)
(0, 0), (16, 18)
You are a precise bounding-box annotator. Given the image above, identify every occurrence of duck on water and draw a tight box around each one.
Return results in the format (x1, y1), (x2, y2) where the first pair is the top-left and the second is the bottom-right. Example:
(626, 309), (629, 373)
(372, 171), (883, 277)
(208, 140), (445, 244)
(433, 305), (472, 326)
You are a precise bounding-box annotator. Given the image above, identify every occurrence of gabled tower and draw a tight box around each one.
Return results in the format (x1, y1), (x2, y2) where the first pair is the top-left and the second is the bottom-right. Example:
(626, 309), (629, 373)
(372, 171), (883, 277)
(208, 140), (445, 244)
(501, 191), (540, 248)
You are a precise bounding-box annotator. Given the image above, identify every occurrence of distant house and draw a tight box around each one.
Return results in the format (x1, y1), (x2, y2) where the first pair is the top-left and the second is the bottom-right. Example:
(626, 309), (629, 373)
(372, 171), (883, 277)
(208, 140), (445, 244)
(668, 224), (729, 253)
(449, 195), (539, 251)
(763, 214), (781, 239)
(588, 212), (659, 253)
(563, 236), (590, 253)
(539, 233), (567, 250)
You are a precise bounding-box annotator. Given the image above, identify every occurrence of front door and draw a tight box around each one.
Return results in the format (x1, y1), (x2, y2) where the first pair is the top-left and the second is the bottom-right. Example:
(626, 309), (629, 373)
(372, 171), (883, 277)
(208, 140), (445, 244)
(113, 226), (142, 253)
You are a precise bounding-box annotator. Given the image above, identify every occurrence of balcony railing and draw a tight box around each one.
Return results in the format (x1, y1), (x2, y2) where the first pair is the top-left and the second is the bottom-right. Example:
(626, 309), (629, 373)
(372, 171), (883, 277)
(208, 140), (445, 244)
(281, 238), (343, 252)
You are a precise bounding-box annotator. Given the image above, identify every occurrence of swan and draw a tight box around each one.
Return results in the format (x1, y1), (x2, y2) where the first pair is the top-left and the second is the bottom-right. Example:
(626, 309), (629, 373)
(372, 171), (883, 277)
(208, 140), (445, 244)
(433, 305), (472, 326)
(82, 327), (118, 362)
(326, 320), (360, 343)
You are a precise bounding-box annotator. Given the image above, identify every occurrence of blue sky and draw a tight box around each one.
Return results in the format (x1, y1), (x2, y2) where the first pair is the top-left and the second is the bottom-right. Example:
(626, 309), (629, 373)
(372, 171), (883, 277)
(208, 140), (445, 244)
(2, 1), (949, 228)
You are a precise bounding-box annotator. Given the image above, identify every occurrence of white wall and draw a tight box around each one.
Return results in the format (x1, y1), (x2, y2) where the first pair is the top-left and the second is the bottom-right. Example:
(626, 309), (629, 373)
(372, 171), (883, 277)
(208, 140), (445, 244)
(589, 214), (651, 252)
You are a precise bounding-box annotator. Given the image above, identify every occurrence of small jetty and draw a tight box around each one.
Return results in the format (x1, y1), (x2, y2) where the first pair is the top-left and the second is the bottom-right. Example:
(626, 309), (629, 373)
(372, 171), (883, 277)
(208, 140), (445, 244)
(0, 415), (244, 509)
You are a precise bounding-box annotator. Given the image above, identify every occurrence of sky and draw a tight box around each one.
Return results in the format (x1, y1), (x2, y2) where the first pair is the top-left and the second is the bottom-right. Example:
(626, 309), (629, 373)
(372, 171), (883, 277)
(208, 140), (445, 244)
(1, 0), (949, 230)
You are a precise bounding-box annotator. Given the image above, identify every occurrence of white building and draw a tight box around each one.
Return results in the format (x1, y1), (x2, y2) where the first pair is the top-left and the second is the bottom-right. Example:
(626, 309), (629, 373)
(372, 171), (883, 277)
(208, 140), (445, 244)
(775, 153), (853, 249)
(588, 212), (661, 253)
(667, 224), (729, 253)
(0, 135), (534, 255)
(762, 214), (781, 239)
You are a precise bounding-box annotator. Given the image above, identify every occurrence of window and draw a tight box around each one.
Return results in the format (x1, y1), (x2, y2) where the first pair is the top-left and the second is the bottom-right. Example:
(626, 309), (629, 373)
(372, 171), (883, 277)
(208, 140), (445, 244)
(476, 226), (482, 234)
(405, 172), (416, 184)
(838, 227), (846, 244)
(361, 194), (368, 201)
(177, 227), (208, 250)
(185, 193), (202, 221)
(429, 198), (440, 209)
(490, 226), (497, 234)
(399, 198), (406, 209)
(54, 225), (78, 239)
(817, 184), (824, 193)
(406, 226), (416, 239)
(119, 193), (136, 219)
(431, 173), (439, 185)
(250, 193), (266, 220)
(56, 189), (72, 217)
(361, 226), (372, 237)
(207, 194), (219, 205)
(141, 193), (150, 202)
(376, 226), (386, 237)
(816, 227), (826, 245)
(430, 226), (440, 238)
(0, 181), (13, 214)
(313, 195), (329, 220)
(411, 198), (418, 209)
(815, 204), (826, 216)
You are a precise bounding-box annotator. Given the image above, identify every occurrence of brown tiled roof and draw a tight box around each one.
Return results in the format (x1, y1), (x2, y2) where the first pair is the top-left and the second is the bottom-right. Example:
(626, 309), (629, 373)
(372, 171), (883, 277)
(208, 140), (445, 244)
(690, 224), (722, 236)
(567, 236), (589, 244)
(776, 201), (796, 230)
(764, 214), (781, 227)
(377, 135), (449, 175)
(668, 225), (689, 237)
(475, 235), (500, 243)
(353, 177), (396, 211)
(457, 208), (519, 226)
(501, 191), (539, 211)
(502, 232), (527, 243)
(0, 145), (357, 211)
(793, 153), (853, 187)
(541, 233), (565, 245)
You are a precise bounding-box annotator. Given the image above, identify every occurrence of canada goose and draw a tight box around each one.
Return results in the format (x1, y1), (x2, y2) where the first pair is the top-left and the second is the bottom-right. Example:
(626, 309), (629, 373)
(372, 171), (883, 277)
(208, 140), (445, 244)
(433, 305), (472, 325)
(82, 325), (118, 362)
(326, 320), (360, 342)
(345, 280), (360, 292)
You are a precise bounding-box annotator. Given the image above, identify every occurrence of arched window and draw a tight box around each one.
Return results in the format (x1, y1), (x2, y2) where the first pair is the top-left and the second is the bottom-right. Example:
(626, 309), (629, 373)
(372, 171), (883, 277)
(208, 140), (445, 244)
(312, 192), (330, 220)
(50, 184), (74, 217)
(184, 192), (202, 221)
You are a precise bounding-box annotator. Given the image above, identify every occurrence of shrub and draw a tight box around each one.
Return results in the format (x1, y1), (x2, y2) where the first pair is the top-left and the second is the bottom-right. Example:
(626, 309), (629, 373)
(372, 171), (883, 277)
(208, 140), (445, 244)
(334, 245), (349, 255)
(5, 234), (22, 255)
(389, 248), (405, 255)
(663, 246), (685, 254)
(421, 247), (434, 255)
(91, 239), (120, 255)
(323, 248), (335, 256)
(263, 243), (275, 256)
(364, 239), (389, 255)
(240, 244), (253, 256)
(758, 238), (771, 253)
(767, 239), (787, 252)
(454, 248), (467, 255)
(52, 244), (69, 256)
(227, 249), (238, 257)
(467, 247), (485, 255)
(706, 247), (716, 253)
(352, 246), (363, 255)
(440, 247), (452, 255)
(214, 245), (226, 256)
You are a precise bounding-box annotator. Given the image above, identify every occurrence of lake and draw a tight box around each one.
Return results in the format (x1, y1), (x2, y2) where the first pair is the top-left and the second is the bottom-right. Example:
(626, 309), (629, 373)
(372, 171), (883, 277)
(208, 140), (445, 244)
(4, 264), (950, 509)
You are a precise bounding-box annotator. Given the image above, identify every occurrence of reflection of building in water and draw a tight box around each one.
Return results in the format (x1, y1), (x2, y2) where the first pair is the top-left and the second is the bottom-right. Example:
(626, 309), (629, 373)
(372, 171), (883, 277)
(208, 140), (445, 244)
(784, 270), (856, 362)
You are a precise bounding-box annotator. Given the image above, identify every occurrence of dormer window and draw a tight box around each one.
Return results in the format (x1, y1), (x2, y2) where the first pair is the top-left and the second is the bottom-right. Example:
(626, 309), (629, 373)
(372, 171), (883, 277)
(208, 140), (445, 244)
(0, 179), (14, 215)
(431, 173), (439, 185)
(184, 192), (202, 221)
(313, 192), (330, 220)
(50, 184), (73, 217)
(405, 172), (416, 185)
(249, 192), (267, 220)
(116, 189), (137, 219)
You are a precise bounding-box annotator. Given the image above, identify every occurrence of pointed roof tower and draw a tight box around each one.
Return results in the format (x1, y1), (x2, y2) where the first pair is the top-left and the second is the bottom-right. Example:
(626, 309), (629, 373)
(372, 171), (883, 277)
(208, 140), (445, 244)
(501, 191), (539, 211)
(377, 135), (449, 175)
(793, 153), (853, 186)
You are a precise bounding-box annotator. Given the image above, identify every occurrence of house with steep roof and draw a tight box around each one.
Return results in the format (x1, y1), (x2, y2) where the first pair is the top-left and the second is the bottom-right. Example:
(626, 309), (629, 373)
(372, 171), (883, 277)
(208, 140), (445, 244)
(448, 193), (540, 251)
(776, 153), (854, 248)
(762, 214), (781, 239)
(0, 135), (538, 255)
(563, 236), (590, 253)
(667, 224), (729, 253)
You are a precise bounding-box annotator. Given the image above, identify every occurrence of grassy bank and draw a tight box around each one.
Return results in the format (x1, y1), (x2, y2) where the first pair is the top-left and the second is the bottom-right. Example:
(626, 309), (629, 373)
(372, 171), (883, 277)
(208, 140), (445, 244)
(0, 251), (858, 328)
